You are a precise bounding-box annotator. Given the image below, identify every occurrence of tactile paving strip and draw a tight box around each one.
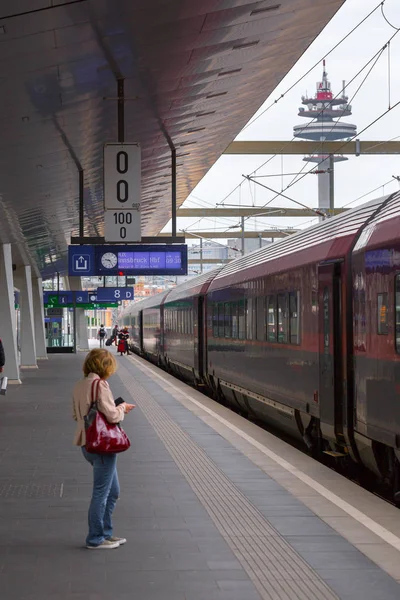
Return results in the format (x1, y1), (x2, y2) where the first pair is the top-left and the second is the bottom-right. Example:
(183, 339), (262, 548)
(0, 482), (63, 499)
(119, 365), (339, 600)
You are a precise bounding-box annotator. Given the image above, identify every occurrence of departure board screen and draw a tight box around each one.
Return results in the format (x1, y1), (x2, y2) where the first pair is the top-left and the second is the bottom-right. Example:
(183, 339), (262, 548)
(68, 245), (187, 276)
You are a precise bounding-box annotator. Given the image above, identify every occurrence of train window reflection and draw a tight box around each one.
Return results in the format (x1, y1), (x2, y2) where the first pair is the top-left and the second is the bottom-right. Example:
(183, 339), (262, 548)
(238, 299), (246, 340)
(256, 296), (265, 340)
(218, 303), (225, 338)
(377, 293), (388, 335)
(212, 303), (218, 337)
(396, 276), (400, 352)
(224, 303), (231, 338)
(267, 296), (277, 342)
(289, 291), (300, 344)
(277, 294), (288, 343)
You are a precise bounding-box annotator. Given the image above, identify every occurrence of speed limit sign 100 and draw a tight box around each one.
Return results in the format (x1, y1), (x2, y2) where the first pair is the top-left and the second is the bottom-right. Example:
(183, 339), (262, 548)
(103, 143), (141, 210)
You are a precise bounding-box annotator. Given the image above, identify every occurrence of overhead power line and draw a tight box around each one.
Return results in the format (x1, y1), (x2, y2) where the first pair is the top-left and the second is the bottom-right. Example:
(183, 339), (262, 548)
(242, 0), (386, 131)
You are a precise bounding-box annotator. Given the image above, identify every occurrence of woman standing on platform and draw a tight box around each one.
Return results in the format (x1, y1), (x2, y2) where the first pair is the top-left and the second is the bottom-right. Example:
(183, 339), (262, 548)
(72, 348), (135, 549)
(117, 327), (130, 356)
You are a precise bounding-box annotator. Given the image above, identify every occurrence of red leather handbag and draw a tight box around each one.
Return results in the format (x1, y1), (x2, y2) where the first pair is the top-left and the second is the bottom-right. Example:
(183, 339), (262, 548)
(84, 380), (130, 454)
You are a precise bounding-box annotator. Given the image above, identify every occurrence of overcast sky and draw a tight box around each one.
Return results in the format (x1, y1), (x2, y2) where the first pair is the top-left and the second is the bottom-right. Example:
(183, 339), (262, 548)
(164, 0), (400, 245)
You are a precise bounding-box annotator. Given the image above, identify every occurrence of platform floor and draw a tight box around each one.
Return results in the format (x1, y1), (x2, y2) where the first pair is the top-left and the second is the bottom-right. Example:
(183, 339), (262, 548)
(1, 351), (400, 600)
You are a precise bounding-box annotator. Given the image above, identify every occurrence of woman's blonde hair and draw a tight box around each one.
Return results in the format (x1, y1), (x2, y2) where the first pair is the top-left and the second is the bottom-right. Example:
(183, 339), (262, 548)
(83, 348), (117, 379)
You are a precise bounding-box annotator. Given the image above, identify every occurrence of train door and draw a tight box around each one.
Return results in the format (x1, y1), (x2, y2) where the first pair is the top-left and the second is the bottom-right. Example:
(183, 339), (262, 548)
(197, 296), (205, 379)
(318, 262), (344, 447)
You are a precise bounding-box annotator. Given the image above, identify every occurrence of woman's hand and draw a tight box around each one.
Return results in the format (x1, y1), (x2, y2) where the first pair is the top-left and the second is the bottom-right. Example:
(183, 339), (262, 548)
(123, 403), (135, 413)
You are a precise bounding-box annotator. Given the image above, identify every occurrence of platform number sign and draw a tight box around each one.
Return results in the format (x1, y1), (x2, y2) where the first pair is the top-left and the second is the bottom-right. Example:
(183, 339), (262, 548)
(104, 209), (141, 242)
(104, 143), (141, 241)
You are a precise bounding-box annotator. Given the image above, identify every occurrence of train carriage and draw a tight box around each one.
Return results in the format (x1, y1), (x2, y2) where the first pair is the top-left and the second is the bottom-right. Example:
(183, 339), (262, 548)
(162, 268), (223, 383)
(119, 191), (400, 499)
(206, 196), (385, 449)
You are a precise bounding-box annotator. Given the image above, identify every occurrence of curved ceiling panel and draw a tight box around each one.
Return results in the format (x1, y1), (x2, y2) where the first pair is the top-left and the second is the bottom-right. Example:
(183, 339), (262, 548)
(0, 0), (344, 274)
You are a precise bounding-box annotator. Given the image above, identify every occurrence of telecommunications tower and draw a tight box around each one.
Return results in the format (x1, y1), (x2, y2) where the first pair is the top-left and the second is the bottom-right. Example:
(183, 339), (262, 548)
(293, 61), (357, 212)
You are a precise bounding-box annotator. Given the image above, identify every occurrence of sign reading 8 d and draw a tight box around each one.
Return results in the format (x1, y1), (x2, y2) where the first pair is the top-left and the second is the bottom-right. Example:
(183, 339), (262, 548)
(103, 144), (141, 210)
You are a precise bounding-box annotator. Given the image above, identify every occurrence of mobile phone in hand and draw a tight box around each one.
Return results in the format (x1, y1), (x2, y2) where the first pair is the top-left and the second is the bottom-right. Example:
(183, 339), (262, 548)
(114, 397), (125, 406)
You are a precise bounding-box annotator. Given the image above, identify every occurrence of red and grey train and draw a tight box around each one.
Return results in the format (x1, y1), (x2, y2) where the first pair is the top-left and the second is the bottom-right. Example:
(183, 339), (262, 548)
(120, 191), (400, 500)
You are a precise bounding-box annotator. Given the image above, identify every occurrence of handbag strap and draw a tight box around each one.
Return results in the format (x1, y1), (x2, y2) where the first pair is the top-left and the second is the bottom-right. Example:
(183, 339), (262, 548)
(90, 378), (101, 408)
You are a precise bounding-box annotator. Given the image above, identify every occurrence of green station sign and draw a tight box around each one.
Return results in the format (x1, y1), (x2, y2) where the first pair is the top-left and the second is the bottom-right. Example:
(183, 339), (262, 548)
(44, 295), (118, 310)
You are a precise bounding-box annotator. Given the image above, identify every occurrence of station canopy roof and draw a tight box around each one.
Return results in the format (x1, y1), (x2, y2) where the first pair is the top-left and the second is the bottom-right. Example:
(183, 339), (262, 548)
(0, 0), (344, 276)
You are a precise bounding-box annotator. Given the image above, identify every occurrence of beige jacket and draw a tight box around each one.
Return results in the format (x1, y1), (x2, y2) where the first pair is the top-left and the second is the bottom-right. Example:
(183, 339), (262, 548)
(72, 373), (125, 446)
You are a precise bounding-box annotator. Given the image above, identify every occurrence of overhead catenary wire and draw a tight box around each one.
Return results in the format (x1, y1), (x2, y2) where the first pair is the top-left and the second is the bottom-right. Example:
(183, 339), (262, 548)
(242, 0), (386, 132)
(218, 45), (395, 208)
(238, 42), (400, 224)
(381, 1), (400, 31)
(183, 2), (399, 238)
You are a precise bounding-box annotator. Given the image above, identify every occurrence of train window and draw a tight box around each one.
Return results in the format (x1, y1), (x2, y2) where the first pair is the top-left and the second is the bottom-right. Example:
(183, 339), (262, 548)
(277, 294), (288, 343)
(224, 303), (231, 338)
(267, 296), (277, 342)
(395, 277), (400, 352)
(247, 298), (256, 340)
(289, 291), (300, 344)
(232, 302), (238, 338)
(212, 303), (218, 337)
(218, 303), (225, 338)
(238, 299), (246, 339)
(256, 297), (265, 340)
(377, 293), (388, 335)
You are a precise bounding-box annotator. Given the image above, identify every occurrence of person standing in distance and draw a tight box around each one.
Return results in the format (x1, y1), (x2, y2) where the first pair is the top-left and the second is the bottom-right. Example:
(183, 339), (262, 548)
(72, 348), (135, 549)
(98, 324), (106, 348)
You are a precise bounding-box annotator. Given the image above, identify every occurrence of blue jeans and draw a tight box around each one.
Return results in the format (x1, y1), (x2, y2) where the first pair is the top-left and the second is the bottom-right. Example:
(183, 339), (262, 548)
(81, 446), (120, 546)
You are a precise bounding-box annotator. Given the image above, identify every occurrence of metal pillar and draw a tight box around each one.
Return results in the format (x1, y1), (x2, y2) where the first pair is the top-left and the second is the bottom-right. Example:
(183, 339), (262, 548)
(79, 169), (84, 239)
(200, 238), (203, 274)
(14, 265), (37, 368)
(118, 78), (125, 143)
(0, 244), (20, 382)
(67, 276), (89, 351)
(329, 155), (335, 211)
(172, 147), (177, 237)
(241, 216), (245, 256)
(32, 277), (47, 359)
(317, 157), (331, 211)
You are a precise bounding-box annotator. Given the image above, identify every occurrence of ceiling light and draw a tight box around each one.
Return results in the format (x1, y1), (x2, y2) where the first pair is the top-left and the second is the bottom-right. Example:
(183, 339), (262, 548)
(186, 127), (206, 133)
(195, 111), (216, 117)
(22, 116), (29, 122)
(176, 153), (191, 158)
(250, 4), (280, 16)
(179, 141), (197, 147)
(233, 40), (259, 50)
(0, 26), (6, 34)
(218, 68), (242, 77)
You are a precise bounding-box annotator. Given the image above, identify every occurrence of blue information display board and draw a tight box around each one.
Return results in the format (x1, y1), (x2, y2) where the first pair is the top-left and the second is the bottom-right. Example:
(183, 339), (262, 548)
(96, 287), (134, 302)
(68, 245), (187, 276)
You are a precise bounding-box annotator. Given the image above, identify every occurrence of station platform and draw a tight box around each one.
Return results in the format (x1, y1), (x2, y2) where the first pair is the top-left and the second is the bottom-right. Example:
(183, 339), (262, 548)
(1, 351), (400, 600)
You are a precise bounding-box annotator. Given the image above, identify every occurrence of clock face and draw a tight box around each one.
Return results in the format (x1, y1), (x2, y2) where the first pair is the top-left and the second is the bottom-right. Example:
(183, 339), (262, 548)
(101, 252), (118, 269)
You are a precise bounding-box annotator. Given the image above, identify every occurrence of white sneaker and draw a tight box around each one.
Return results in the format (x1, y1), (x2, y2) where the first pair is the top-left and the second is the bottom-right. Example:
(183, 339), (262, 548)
(86, 539), (119, 549)
(107, 536), (127, 546)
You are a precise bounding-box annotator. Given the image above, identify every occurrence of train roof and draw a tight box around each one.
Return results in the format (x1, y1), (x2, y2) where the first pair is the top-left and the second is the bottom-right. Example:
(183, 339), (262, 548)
(353, 190), (400, 254)
(119, 288), (171, 317)
(208, 195), (387, 290)
(164, 267), (223, 303)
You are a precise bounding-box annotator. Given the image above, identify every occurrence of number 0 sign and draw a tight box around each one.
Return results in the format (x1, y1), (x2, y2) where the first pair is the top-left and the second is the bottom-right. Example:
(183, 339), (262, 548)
(103, 143), (141, 210)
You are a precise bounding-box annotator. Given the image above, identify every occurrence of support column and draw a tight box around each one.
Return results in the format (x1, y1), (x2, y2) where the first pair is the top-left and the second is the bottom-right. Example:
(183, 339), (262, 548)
(0, 244), (20, 382)
(15, 265), (37, 368)
(32, 277), (47, 360)
(68, 276), (89, 351)
(317, 157), (330, 211)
